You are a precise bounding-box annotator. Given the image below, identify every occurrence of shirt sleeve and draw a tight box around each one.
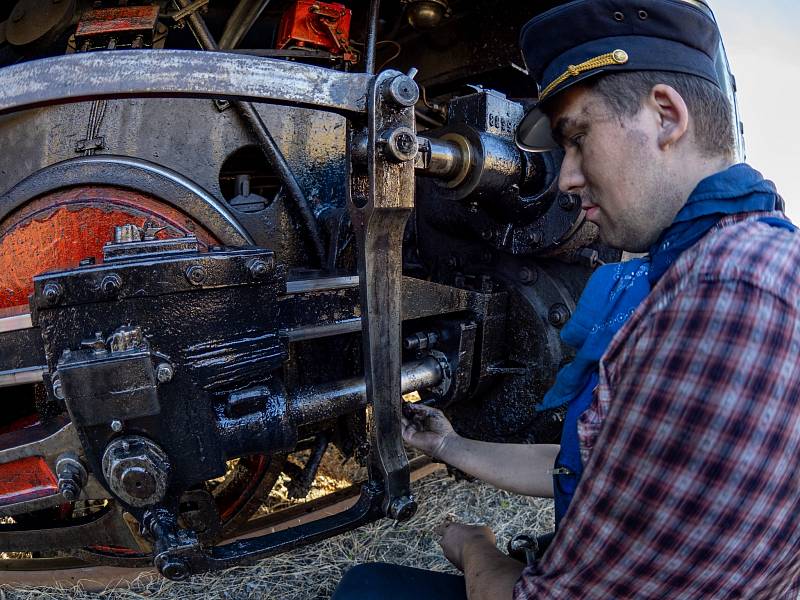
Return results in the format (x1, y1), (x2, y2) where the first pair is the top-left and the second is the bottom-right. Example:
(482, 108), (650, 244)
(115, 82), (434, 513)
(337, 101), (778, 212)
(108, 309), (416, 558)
(513, 277), (800, 600)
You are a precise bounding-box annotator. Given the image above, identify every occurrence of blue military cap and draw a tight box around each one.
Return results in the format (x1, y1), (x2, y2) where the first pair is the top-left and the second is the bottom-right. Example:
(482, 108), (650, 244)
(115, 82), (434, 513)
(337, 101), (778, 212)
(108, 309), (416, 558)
(516, 0), (722, 152)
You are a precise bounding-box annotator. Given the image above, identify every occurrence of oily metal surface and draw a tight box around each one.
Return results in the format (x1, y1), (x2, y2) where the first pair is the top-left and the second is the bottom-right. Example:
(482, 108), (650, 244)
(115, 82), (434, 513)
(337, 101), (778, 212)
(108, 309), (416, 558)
(0, 50), (372, 116)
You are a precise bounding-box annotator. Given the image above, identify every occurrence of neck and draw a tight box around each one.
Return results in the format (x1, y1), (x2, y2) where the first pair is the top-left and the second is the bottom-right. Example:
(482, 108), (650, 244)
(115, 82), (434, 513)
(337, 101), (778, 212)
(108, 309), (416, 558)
(673, 154), (735, 208)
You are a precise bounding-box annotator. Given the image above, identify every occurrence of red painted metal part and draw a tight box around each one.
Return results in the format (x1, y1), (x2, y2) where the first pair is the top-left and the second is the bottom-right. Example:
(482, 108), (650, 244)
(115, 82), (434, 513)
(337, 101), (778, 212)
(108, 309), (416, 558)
(75, 6), (160, 39)
(277, 0), (357, 63)
(0, 456), (58, 505)
(0, 185), (218, 310)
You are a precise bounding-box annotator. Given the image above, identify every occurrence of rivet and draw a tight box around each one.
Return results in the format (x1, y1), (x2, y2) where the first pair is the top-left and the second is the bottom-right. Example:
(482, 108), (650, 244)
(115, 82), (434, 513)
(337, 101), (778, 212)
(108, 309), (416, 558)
(185, 265), (206, 286)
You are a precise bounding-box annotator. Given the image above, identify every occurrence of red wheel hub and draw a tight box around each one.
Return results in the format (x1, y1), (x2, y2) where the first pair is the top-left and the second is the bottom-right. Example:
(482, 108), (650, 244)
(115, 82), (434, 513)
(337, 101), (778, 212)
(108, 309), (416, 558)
(0, 185), (218, 310)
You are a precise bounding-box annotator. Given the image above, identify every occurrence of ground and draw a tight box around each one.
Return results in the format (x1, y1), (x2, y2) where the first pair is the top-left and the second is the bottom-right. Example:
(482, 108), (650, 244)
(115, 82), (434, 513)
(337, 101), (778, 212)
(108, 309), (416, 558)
(0, 458), (554, 600)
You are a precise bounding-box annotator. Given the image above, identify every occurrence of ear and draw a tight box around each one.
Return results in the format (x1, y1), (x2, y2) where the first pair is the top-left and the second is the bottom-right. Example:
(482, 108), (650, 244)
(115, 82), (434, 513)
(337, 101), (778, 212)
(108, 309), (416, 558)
(649, 84), (689, 150)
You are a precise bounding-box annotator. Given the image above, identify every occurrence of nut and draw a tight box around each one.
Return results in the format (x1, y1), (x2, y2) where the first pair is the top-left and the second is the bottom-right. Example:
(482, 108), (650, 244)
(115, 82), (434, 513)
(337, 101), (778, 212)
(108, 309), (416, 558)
(55, 454), (86, 502)
(156, 363), (174, 384)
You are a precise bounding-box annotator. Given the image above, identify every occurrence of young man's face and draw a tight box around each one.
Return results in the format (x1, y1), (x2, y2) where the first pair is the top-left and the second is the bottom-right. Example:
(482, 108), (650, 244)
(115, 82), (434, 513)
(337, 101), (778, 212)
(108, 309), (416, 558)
(549, 84), (681, 253)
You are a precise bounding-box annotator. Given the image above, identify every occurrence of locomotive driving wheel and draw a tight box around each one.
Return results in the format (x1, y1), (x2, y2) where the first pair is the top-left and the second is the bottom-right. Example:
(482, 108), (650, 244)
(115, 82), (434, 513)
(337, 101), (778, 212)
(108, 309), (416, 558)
(0, 182), (287, 566)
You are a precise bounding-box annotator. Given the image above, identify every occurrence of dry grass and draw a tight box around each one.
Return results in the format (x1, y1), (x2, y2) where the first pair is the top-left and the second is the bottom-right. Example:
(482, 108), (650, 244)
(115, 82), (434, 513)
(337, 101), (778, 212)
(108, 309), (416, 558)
(0, 453), (554, 600)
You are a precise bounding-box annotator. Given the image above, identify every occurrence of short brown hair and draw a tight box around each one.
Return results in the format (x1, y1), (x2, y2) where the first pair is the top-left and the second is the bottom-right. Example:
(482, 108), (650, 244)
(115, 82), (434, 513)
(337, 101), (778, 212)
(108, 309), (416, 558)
(585, 71), (736, 159)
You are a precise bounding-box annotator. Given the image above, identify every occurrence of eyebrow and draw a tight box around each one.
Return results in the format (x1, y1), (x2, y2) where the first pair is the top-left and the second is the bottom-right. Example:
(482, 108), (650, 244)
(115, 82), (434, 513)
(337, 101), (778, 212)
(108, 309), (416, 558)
(553, 116), (587, 147)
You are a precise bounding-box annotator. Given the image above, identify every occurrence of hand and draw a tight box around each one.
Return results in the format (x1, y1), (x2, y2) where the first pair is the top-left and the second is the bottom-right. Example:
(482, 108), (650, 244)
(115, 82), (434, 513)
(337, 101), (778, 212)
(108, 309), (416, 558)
(401, 402), (457, 459)
(435, 520), (496, 571)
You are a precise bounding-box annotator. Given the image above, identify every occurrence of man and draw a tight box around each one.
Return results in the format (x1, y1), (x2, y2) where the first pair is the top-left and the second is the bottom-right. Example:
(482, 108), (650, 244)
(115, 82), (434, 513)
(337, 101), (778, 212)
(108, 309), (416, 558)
(334, 0), (800, 598)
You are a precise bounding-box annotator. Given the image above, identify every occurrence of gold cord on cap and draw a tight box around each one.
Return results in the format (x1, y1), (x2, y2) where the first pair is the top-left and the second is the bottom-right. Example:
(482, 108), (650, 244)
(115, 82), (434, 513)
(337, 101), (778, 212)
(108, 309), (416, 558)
(539, 49), (629, 101)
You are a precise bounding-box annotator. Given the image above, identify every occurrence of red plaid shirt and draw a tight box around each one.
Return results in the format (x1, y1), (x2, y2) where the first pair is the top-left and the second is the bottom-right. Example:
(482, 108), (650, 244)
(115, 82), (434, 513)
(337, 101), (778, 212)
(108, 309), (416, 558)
(515, 212), (800, 599)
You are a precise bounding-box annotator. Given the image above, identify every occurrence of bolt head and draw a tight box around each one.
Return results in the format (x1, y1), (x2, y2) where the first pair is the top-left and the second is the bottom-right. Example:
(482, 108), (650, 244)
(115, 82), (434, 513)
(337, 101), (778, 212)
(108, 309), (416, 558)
(100, 273), (122, 296)
(383, 127), (418, 162)
(59, 480), (79, 501)
(185, 265), (206, 286)
(387, 75), (420, 107)
(248, 259), (270, 280)
(156, 363), (174, 384)
(548, 303), (571, 327)
(43, 282), (63, 305)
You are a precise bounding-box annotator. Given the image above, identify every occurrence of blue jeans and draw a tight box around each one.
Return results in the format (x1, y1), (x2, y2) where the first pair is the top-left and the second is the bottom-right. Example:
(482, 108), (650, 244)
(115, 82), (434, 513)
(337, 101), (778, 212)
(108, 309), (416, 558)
(331, 562), (467, 600)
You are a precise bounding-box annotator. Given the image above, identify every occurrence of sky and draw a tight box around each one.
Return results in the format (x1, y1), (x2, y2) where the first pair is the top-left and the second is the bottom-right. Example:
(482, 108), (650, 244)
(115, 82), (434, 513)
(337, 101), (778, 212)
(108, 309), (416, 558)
(711, 0), (800, 220)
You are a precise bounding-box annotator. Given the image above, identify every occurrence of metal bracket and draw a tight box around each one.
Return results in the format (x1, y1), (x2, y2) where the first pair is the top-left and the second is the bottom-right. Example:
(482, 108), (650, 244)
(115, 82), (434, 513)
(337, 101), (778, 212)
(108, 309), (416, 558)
(348, 70), (419, 522)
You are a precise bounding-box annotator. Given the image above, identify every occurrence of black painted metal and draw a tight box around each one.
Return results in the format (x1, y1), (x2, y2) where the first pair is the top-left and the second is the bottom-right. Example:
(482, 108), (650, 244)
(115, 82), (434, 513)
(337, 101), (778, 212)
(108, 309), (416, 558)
(32, 240), (287, 495)
(174, 0), (327, 266)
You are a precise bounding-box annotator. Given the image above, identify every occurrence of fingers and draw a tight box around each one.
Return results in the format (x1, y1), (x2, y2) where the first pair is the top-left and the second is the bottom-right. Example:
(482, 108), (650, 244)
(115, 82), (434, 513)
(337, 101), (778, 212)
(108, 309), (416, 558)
(402, 402), (435, 433)
(434, 515), (456, 538)
(403, 402), (441, 418)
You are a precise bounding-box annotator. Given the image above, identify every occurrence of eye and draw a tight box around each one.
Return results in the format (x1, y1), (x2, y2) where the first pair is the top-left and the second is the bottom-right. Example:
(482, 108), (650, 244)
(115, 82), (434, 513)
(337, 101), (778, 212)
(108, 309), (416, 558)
(569, 133), (586, 148)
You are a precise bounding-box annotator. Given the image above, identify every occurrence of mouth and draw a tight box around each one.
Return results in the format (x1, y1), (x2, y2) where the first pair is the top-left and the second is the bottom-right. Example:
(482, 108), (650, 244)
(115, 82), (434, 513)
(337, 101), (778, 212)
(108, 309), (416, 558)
(581, 201), (599, 223)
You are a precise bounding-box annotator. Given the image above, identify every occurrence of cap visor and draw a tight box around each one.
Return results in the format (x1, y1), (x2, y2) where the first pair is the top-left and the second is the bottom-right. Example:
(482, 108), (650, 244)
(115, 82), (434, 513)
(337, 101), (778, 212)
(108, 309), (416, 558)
(516, 106), (558, 152)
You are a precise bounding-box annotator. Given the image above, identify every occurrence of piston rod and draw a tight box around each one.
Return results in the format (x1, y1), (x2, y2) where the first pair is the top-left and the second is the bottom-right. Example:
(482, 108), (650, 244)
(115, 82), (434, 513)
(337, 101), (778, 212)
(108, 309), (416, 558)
(290, 356), (444, 424)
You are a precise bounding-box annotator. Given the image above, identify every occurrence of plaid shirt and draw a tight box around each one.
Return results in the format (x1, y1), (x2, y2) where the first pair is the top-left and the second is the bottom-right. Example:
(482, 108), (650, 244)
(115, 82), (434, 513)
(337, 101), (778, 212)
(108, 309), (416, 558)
(515, 212), (800, 599)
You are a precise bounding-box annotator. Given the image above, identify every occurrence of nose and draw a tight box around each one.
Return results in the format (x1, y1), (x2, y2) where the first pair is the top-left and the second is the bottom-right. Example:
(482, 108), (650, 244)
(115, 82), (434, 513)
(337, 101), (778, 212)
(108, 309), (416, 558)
(557, 151), (585, 195)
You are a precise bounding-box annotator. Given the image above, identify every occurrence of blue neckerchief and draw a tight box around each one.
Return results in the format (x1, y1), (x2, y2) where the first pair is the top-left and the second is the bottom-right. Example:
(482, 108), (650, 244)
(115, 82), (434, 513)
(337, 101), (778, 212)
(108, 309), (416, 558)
(538, 259), (651, 411)
(647, 163), (780, 285)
